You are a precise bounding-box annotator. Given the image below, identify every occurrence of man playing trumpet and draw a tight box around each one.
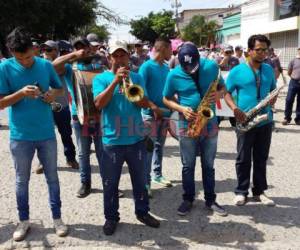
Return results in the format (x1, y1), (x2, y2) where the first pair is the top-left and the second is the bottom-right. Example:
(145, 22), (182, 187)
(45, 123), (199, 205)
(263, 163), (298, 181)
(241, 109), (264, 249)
(93, 41), (160, 235)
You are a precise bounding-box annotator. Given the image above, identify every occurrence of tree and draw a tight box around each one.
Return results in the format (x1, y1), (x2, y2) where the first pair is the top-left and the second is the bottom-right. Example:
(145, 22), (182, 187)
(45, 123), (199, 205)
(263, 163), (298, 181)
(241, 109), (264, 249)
(129, 10), (176, 44)
(0, 0), (122, 41)
(78, 24), (110, 42)
(182, 15), (219, 47)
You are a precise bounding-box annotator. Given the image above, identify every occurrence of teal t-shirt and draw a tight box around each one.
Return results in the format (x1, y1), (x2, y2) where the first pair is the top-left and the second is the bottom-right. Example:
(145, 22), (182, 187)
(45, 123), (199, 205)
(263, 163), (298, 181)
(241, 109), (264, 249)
(92, 71), (147, 145)
(63, 64), (77, 115)
(163, 58), (223, 135)
(139, 59), (170, 116)
(226, 63), (276, 126)
(0, 57), (62, 141)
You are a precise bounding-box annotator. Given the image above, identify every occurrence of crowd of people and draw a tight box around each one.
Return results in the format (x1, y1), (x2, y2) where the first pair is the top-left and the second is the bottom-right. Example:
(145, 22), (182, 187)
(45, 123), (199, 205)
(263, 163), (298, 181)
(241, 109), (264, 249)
(0, 26), (300, 242)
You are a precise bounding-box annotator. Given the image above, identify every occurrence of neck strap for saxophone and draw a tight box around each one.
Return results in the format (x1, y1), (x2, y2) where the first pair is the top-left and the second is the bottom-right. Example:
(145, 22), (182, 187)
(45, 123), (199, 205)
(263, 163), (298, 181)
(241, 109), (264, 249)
(248, 62), (262, 101)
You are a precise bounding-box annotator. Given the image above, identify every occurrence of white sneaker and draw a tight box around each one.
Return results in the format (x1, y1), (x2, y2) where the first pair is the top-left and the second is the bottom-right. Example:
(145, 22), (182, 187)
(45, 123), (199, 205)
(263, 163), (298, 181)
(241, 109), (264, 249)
(53, 218), (68, 237)
(234, 194), (247, 206)
(13, 220), (30, 241)
(253, 193), (275, 206)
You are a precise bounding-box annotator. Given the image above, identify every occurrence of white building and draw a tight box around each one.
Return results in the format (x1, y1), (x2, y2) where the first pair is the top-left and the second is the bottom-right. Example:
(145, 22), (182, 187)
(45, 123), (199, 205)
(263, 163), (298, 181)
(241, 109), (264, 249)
(241, 0), (300, 68)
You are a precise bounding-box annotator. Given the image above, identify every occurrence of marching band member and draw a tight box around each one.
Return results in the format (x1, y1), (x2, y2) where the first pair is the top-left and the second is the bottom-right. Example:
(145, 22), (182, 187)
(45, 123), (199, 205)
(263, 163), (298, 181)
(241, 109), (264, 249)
(224, 34), (277, 206)
(0, 27), (68, 241)
(163, 42), (227, 216)
(93, 41), (160, 235)
(139, 38), (173, 195)
(52, 38), (103, 198)
(32, 40), (78, 174)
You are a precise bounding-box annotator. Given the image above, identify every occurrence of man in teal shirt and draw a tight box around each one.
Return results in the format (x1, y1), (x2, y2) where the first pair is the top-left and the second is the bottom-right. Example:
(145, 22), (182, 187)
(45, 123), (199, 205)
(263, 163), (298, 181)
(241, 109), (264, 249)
(93, 41), (160, 235)
(139, 38), (173, 194)
(225, 34), (277, 207)
(163, 42), (227, 217)
(0, 27), (68, 241)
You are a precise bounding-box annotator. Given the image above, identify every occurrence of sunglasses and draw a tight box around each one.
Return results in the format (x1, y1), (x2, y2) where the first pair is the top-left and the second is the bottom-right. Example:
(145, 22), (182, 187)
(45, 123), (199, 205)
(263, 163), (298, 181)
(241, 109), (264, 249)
(253, 48), (268, 53)
(42, 48), (54, 53)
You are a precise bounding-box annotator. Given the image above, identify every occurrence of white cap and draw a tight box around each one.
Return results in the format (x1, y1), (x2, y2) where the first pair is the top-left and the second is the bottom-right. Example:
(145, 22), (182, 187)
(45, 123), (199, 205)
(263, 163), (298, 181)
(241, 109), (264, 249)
(90, 41), (101, 46)
(108, 41), (128, 54)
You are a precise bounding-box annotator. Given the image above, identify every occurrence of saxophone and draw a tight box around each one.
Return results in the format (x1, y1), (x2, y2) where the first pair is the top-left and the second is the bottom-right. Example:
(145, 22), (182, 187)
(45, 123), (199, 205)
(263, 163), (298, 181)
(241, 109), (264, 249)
(236, 84), (285, 132)
(187, 69), (221, 137)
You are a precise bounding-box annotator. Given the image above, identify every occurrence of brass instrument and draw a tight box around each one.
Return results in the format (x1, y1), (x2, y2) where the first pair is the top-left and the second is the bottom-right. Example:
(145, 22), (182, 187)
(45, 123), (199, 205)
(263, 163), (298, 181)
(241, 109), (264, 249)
(122, 75), (144, 102)
(236, 84), (285, 132)
(34, 83), (62, 112)
(187, 69), (221, 137)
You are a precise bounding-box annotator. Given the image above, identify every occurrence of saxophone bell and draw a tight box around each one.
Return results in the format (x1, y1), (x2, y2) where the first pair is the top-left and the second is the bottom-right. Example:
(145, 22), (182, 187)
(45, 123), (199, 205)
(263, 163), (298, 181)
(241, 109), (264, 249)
(201, 107), (214, 119)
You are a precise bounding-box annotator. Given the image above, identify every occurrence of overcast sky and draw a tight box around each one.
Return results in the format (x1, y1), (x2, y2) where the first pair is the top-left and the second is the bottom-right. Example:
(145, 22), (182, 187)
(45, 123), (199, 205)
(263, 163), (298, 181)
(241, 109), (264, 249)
(100, 0), (246, 42)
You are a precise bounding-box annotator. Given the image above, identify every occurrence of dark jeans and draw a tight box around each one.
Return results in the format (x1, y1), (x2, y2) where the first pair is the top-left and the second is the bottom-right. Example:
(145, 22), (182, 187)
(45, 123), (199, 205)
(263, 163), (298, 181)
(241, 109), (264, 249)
(179, 134), (218, 206)
(53, 106), (76, 162)
(284, 79), (300, 122)
(235, 123), (272, 196)
(100, 140), (149, 221)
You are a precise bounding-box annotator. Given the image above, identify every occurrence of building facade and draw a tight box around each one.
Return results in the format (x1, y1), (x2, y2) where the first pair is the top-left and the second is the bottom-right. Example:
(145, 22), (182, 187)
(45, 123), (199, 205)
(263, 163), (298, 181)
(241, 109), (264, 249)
(241, 0), (300, 68)
(217, 12), (241, 47)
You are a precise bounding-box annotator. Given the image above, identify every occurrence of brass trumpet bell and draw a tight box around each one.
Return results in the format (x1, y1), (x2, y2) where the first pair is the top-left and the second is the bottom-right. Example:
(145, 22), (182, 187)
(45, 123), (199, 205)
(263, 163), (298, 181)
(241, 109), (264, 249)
(123, 76), (144, 102)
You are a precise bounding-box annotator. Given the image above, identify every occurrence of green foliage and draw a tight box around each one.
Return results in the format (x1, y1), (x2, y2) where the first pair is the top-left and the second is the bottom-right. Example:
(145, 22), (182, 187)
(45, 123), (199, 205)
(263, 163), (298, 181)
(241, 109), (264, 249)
(182, 15), (219, 47)
(78, 24), (110, 42)
(0, 0), (121, 40)
(129, 10), (176, 44)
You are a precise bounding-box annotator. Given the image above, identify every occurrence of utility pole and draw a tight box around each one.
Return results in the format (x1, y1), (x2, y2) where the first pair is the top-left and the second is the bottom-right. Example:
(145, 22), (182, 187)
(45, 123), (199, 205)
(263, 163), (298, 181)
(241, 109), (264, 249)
(171, 0), (182, 34)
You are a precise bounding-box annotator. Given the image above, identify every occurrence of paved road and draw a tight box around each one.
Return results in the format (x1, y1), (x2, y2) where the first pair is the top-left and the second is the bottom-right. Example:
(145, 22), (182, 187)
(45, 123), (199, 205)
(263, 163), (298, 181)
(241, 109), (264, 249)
(0, 86), (300, 249)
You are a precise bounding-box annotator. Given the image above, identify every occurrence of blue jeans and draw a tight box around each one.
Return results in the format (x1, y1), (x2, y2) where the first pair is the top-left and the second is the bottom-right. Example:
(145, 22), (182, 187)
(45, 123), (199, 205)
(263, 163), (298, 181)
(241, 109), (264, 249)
(10, 139), (61, 221)
(284, 79), (300, 122)
(73, 119), (102, 184)
(100, 140), (149, 221)
(53, 106), (76, 162)
(179, 134), (218, 206)
(143, 117), (168, 185)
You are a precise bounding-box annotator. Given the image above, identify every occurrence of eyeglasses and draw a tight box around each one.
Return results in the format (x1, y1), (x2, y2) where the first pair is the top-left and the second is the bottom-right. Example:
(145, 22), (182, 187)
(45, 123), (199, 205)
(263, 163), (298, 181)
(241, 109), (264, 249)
(253, 48), (268, 53)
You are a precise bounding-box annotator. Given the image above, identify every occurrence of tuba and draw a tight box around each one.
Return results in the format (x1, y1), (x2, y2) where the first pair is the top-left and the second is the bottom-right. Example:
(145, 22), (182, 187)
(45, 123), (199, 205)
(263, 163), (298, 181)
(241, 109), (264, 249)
(187, 69), (221, 137)
(122, 75), (144, 102)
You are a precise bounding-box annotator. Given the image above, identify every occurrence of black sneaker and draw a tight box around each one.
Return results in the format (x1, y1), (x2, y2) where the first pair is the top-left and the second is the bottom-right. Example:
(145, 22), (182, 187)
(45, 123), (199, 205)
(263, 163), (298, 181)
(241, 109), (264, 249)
(103, 220), (118, 235)
(177, 200), (193, 216)
(76, 183), (91, 198)
(206, 202), (228, 217)
(136, 214), (160, 228)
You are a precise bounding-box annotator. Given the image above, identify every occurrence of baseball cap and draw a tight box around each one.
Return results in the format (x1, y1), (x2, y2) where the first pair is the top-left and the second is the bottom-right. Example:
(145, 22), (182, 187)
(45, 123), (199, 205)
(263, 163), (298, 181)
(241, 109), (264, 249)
(108, 41), (128, 54)
(223, 45), (233, 52)
(134, 39), (143, 45)
(90, 41), (101, 46)
(73, 38), (90, 48)
(58, 40), (73, 52)
(178, 42), (200, 74)
(40, 40), (58, 50)
(87, 33), (99, 42)
(235, 45), (243, 51)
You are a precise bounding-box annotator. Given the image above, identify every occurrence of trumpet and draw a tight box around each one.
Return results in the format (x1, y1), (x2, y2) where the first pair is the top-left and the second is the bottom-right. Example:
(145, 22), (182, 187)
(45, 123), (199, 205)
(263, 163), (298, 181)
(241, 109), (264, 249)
(122, 75), (144, 102)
